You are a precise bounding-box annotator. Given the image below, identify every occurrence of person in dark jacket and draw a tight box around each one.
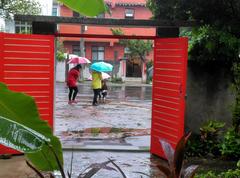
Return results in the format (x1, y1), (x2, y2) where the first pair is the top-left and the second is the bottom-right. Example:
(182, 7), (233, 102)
(99, 79), (108, 103)
(67, 64), (81, 104)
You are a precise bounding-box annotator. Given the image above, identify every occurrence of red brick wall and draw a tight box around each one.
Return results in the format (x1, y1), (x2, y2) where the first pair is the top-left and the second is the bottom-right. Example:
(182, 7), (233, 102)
(85, 42), (125, 61)
(108, 6), (153, 19)
(59, 5), (155, 36)
(59, 4), (155, 63)
(59, 5), (81, 37)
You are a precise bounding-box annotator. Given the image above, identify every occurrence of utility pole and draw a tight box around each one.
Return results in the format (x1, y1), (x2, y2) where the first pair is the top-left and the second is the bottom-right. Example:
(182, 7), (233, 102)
(65, 53), (69, 82)
(80, 25), (85, 57)
(113, 51), (118, 78)
(79, 24), (85, 81)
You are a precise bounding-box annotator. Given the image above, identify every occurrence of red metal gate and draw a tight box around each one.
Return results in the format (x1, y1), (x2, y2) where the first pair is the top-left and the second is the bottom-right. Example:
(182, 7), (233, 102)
(151, 37), (188, 157)
(0, 32), (54, 155)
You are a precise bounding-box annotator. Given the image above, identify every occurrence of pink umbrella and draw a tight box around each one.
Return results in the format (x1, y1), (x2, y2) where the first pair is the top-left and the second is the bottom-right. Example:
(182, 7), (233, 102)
(88, 72), (111, 80)
(68, 57), (91, 64)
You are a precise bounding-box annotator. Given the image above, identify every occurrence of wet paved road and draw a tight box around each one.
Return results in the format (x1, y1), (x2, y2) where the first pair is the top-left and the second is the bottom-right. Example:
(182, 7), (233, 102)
(61, 151), (165, 178)
(53, 82), (158, 177)
(55, 82), (152, 147)
(0, 152), (166, 178)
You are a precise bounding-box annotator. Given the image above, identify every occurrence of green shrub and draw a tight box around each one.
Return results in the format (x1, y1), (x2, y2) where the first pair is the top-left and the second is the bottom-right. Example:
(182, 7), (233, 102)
(195, 161), (240, 178)
(195, 170), (240, 178)
(56, 50), (65, 62)
(200, 120), (225, 134)
(185, 133), (205, 157)
(195, 171), (218, 178)
(186, 120), (225, 157)
(200, 120), (225, 155)
(220, 128), (240, 159)
(111, 77), (123, 83)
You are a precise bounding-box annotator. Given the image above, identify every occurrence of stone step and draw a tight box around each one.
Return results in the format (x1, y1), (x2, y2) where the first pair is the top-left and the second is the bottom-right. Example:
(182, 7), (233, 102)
(125, 77), (142, 83)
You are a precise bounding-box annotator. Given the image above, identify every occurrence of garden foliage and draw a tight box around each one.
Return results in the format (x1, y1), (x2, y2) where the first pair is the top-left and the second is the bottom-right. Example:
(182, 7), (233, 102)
(186, 120), (225, 157)
(111, 28), (153, 63)
(0, 0), (41, 19)
(195, 161), (240, 178)
(0, 82), (63, 171)
(147, 0), (240, 133)
(220, 128), (240, 159)
(158, 132), (199, 178)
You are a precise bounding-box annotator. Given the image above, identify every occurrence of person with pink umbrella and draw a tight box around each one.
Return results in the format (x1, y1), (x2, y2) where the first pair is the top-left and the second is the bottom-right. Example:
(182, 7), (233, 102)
(67, 56), (91, 64)
(66, 64), (82, 104)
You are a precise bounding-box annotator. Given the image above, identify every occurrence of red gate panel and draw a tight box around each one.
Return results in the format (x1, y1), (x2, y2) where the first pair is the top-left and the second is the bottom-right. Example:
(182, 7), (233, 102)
(151, 37), (188, 158)
(0, 32), (54, 155)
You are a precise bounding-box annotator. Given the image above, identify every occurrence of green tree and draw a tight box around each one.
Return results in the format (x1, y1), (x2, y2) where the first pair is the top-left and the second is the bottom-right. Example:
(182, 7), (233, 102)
(147, 0), (240, 37)
(56, 39), (66, 62)
(147, 0), (240, 133)
(111, 28), (152, 63)
(0, 0), (41, 19)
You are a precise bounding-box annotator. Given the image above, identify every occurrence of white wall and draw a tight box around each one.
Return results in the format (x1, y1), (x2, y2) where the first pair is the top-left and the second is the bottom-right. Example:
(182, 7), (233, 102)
(4, 20), (15, 33)
(37, 0), (53, 15)
(56, 61), (93, 82)
(0, 18), (4, 31)
(56, 61), (66, 82)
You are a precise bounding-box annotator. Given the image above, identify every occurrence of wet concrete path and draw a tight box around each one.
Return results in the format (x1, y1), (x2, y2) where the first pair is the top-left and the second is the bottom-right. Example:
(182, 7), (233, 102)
(61, 151), (165, 178)
(0, 151), (166, 178)
(2, 82), (235, 177)
(55, 82), (152, 149)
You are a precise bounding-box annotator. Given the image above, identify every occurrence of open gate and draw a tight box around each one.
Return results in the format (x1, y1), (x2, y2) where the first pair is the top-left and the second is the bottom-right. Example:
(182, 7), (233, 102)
(0, 32), (54, 154)
(151, 37), (188, 157)
(0, 32), (188, 159)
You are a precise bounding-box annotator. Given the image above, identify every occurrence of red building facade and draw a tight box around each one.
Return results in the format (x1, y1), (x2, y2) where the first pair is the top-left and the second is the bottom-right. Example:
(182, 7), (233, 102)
(59, 0), (155, 81)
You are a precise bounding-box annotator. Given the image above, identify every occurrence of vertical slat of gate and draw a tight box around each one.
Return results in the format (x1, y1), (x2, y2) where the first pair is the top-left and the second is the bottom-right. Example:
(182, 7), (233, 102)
(151, 37), (188, 158)
(0, 33), (3, 81)
(0, 33), (54, 155)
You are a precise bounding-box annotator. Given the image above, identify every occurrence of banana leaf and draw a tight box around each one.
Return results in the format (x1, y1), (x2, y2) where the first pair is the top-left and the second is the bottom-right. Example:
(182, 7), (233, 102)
(0, 115), (49, 153)
(58, 0), (108, 17)
(0, 82), (63, 171)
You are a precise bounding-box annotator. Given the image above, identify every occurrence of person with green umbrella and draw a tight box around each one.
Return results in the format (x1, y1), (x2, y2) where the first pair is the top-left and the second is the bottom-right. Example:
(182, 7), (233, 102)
(91, 70), (102, 106)
(90, 62), (113, 106)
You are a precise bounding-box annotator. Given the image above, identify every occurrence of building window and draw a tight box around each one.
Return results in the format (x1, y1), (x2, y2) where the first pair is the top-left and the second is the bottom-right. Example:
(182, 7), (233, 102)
(92, 46), (104, 61)
(73, 11), (80, 17)
(15, 21), (32, 34)
(52, 6), (58, 16)
(73, 11), (85, 18)
(125, 9), (134, 19)
(72, 45), (85, 56)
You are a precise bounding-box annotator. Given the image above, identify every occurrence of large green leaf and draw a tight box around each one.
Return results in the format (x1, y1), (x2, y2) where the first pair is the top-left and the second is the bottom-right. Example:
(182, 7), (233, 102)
(0, 115), (49, 153)
(0, 82), (63, 171)
(58, 0), (108, 17)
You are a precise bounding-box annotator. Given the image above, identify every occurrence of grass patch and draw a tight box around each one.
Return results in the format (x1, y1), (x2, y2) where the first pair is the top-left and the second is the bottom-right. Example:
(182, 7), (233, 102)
(91, 128), (101, 136)
(110, 128), (123, 133)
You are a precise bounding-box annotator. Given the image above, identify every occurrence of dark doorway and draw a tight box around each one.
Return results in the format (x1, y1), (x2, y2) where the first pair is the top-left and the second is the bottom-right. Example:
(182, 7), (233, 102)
(126, 58), (142, 77)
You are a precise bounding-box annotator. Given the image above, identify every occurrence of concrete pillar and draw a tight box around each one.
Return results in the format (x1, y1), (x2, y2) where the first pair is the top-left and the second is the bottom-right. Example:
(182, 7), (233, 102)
(142, 62), (147, 83)
(120, 60), (126, 82)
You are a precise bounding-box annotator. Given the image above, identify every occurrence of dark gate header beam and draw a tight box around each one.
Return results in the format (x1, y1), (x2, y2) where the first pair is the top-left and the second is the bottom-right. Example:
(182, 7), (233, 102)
(55, 33), (156, 39)
(14, 15), (197, 28)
